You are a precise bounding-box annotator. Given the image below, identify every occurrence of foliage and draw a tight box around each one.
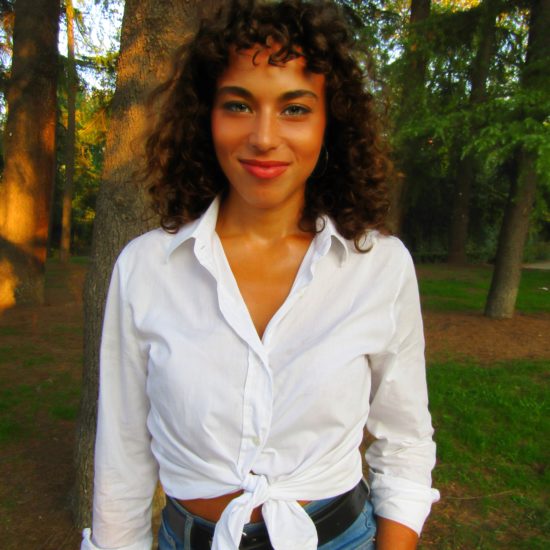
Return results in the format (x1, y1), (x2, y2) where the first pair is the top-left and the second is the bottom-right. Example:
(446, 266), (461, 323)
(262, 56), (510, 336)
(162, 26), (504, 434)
(3, 0), (548, 258)
(48, 0), (121, 254)
(0, 0), (14, 120)
(53, 84), (112, 253)
(342, 1), (549, 260)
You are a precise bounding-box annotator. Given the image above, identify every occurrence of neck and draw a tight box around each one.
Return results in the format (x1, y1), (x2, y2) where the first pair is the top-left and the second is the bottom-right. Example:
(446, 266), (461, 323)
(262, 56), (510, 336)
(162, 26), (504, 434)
(216, 193), (311, 242)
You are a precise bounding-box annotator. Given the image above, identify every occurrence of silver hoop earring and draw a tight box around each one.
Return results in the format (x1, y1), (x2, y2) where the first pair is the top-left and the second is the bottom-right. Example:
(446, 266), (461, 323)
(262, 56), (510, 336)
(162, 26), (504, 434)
(311, 144), (329, 179)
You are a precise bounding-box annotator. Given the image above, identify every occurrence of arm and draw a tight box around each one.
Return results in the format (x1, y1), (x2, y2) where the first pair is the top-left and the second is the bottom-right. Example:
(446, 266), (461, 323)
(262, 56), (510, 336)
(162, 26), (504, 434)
(81, 258), (158, 550)
(375, 517), (418, 550)
(366, 248), (439, 544)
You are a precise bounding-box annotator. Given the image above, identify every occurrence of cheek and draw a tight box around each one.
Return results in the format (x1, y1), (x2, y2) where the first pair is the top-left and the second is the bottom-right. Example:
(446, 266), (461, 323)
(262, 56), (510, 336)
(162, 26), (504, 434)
(293, 126), (325, 162)
(211, 113), (239, 156)
(299, 114), (326, 155)
(210, 113), (225, 154)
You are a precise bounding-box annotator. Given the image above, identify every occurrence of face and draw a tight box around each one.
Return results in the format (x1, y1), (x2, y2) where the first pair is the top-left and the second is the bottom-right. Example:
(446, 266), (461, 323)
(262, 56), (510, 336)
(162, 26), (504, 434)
(211, 47), (326, 213)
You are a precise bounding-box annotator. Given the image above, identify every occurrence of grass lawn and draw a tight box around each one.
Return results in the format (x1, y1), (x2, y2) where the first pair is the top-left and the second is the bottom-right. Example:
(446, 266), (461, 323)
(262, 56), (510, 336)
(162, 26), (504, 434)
(417, 264), (549, 548)
(422, 359), (549, 549)
(0, 259), (548, 549)
(416, 264), (550, 314)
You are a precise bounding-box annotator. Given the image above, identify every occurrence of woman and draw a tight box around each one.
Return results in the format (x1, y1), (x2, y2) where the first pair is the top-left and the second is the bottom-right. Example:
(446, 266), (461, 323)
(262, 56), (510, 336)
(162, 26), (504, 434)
(81, 1), (439, 549)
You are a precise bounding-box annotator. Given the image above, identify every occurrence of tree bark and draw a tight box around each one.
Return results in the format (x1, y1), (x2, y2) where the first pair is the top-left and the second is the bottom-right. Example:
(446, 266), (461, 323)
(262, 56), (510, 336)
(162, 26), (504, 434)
(484, 0), (549, 318)
(448, 0), (499, 264)
(388, 0), (431, 234)
(73, 0), (222, 529)
(484, 151), (537, 318)
(0, 0), (60, 309)
(60, 0), (76, 263)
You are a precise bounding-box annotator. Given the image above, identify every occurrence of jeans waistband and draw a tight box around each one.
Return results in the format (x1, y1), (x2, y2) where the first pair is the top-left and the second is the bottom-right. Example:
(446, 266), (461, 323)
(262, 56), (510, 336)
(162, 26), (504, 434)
(163, 480), (370, 549)
(166, 492), (339, 534)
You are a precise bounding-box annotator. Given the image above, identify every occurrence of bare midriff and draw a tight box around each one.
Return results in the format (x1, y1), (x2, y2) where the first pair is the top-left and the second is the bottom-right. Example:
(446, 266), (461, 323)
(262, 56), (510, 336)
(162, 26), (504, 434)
(177, 490), (311, 523)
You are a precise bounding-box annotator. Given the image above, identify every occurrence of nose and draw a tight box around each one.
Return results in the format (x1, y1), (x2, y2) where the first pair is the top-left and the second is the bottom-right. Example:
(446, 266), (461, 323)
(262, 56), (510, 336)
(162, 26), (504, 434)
(248, 111), (279, 152)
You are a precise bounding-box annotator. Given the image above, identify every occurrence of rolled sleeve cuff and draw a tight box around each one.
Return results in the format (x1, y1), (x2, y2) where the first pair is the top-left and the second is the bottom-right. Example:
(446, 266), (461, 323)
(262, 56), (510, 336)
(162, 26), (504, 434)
(368, 471), (440, 535)
(81, 528), (152, 550)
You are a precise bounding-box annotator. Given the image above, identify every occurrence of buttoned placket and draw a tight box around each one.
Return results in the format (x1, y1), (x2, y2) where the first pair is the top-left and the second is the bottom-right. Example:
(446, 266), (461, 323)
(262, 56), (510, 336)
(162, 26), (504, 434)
(190, 223), (343, 549)
(207, 231), (335, 479)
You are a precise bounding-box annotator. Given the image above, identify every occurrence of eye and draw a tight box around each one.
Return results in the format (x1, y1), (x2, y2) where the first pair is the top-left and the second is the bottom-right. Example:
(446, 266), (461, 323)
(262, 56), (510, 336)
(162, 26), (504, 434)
(282, 104), (311, 116)
(222, 101), (251, 113)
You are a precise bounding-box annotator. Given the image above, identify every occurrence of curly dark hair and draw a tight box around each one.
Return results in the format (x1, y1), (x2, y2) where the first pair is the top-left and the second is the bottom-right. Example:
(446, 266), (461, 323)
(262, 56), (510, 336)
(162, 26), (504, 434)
(145, 0), (391, 248)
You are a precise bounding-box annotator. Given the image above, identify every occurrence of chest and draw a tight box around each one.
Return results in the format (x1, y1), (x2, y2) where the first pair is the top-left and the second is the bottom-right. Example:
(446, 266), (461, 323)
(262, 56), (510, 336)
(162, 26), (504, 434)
(220, 237), (313, 338)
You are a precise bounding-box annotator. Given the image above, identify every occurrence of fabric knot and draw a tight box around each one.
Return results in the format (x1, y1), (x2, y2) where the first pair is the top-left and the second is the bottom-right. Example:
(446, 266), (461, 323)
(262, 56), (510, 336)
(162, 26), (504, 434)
(212, 472), (318, 550)
(211, 473), (271, 550)
(241, 472), (269, 502)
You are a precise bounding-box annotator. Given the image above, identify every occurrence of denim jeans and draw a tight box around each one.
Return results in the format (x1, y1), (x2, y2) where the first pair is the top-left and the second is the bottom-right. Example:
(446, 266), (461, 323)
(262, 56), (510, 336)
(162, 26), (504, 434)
(158, 485), (376, 550)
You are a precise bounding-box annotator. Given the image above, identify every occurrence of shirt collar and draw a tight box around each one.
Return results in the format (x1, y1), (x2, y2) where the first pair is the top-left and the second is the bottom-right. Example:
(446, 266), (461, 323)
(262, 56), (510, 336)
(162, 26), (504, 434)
(315, 215), (350, 266)
(165, 196), (350, 265)
(165, 196), (221, 261)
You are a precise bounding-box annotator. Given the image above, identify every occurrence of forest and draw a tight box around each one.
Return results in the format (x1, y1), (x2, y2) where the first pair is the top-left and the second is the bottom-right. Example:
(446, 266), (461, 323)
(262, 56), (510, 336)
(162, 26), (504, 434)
(0, 0), (548, 319)
(0, 0), (548, 540)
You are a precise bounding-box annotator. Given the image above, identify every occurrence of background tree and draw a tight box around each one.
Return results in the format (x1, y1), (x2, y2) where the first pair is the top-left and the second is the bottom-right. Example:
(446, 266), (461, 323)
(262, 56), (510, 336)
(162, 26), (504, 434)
(51, 0), (119, 257)
(484, 0), (549, 318)
(0, 0), (60, 309)
(389, 0), (431, 233)
(447, 0), (500, 264)
(74, 0), (222, 528)
(60, 0), (77, 263)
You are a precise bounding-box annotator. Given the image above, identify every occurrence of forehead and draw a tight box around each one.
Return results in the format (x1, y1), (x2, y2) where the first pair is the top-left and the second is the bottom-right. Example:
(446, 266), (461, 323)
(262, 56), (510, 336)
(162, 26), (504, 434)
(217, 46), (325, 91)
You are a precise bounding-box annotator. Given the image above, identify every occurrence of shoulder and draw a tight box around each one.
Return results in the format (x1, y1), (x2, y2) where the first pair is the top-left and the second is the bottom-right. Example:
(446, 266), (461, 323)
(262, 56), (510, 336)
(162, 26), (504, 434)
(113, 220), (199, 281)
(115, 227), (171, 270)
(355, 231), (413, 265)
(342, 231), (417, 295)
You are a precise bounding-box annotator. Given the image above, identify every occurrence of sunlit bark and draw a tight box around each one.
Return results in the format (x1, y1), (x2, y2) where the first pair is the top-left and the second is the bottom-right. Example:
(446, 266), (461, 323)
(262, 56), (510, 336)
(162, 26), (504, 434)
(0, 0), (60, 309)
(73, 0), (222, 528)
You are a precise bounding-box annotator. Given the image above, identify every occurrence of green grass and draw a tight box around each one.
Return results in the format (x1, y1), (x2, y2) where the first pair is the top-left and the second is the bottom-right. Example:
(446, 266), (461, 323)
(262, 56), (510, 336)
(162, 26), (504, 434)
(0, 373), (80, 444)
(69, 256), (90, 265)
(425, 359), (550, 548)
(0, 384), (38, 441)
(51, 323), (82, 335)
(417, 265), (550, 313)
(0, 346), (55, 369)
(0, 327), (22, 337)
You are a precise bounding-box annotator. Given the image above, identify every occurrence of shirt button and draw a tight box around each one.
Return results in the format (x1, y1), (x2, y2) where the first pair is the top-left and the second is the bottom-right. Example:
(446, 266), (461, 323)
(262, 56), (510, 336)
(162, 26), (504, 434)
(252, 436), (261, 446)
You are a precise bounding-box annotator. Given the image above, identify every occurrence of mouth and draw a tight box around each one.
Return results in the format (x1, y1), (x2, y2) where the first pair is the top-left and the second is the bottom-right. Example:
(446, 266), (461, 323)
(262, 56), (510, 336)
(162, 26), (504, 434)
(239, 159), (290, 179)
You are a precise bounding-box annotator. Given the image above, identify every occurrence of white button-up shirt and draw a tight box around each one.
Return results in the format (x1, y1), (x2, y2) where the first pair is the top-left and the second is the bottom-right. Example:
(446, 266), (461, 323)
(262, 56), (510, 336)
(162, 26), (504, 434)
(81, 197), (439, 550)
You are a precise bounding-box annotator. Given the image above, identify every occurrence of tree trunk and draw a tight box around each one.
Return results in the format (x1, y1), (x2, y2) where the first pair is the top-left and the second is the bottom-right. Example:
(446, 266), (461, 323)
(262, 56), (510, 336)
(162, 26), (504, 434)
(73, 0), (222, 529)
(448, 0), (498, 264)
(484, 0), (549, 318)
(0, 0), (60, 309)
(60, 0), (76, 263)
(484, 151), (537, 318)
(448, 155), (473, 264)
(388, 0), (431, 234)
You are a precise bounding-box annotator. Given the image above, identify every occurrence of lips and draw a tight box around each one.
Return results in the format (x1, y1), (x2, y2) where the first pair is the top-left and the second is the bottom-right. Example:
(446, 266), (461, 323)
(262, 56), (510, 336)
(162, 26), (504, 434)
(239, 159), (290, 179)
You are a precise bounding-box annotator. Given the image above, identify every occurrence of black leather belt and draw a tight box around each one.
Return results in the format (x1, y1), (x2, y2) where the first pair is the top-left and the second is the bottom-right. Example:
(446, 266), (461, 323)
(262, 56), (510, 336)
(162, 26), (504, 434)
(163, 480), (369, 550)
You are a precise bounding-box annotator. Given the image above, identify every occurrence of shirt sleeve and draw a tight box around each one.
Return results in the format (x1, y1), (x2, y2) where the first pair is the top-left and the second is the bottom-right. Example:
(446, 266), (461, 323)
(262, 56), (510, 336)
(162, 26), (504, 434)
(81, 257), (158, 550)
(365, 247), (439, 535)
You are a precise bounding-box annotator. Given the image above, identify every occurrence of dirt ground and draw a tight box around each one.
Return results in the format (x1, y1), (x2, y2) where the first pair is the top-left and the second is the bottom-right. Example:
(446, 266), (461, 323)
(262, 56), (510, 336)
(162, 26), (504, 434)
(424, 309), (550, 364)
(0, 262), (548, 550)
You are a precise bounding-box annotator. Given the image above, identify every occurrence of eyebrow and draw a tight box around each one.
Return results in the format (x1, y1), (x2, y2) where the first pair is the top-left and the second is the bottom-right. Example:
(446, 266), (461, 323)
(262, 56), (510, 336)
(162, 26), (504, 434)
(216, 86), (319, 102)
